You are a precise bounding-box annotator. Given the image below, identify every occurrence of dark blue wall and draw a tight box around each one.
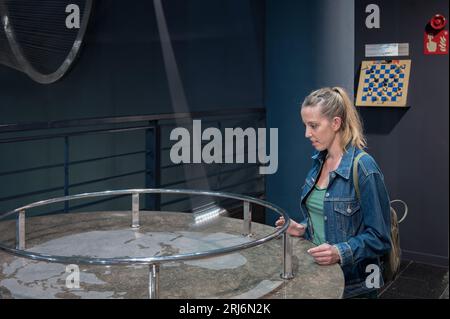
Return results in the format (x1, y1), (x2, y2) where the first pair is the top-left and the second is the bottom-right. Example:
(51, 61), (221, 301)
(0, 0), (264, 123)
(265, 0), (448, 267)
(2, 0), (448, 266)
(265, 0), (355, 225)
(0, 0), (265, 213)
(355, 0), (449, 266)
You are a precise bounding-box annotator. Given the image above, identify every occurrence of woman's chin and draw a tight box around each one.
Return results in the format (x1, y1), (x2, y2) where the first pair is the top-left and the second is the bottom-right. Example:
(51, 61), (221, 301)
(312, 143), (325, 151)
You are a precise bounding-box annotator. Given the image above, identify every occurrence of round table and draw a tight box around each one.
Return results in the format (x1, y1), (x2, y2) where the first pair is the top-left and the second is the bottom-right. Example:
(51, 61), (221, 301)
(0, 211), (344, 299)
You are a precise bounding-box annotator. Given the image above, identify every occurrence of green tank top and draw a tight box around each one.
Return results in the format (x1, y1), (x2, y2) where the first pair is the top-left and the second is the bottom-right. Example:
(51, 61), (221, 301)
(306, 185), (327, 246)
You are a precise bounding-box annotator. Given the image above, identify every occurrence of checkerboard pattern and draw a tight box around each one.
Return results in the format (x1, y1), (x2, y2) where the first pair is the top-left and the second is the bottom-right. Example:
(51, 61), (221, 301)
(356, 60), (411, 107)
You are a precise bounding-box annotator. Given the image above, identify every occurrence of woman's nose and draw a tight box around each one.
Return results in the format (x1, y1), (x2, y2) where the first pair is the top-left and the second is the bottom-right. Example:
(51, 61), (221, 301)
(305, 128), (311, 138)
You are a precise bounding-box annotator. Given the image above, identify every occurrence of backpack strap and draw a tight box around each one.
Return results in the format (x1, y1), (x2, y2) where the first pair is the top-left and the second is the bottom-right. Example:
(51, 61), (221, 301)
(353, 151), (368, 201)
(353, 152), (408, 224)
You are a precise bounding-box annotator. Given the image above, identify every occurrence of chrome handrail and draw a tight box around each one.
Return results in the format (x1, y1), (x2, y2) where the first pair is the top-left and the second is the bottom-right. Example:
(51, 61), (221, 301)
(0, 188), (294, 298)
(0, 189), (292, 262)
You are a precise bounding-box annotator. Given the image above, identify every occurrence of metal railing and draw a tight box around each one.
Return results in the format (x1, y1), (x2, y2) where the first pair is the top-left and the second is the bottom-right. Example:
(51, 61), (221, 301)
(0, 108), (266, 215)
(0, 188), (294, 299)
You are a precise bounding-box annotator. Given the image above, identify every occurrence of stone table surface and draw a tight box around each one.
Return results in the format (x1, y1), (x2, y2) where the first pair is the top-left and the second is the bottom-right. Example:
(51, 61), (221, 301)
(0, 211), (344, 299)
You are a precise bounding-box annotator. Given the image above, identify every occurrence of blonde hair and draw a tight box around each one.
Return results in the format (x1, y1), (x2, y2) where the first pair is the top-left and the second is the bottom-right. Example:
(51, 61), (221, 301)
(301, 87), (367, 150)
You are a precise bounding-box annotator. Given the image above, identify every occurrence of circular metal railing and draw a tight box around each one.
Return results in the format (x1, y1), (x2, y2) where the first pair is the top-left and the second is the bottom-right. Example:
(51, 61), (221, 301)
(0, 188), (294, 298)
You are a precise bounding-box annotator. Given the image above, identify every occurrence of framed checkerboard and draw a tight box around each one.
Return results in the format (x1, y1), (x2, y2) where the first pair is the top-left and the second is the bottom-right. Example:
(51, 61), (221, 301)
(356, 60), (411, 107)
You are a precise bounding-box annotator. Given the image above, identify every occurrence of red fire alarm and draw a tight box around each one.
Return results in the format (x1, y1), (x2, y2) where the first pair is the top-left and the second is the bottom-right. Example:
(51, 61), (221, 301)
(424, 14), (448, 55)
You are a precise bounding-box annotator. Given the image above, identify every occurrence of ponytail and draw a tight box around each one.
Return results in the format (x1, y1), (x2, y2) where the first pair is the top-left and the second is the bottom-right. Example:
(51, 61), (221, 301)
(301, 87), (367, 150)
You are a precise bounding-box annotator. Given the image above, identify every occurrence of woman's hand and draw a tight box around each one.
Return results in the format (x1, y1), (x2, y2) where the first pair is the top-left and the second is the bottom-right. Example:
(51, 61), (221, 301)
(275, 217), (306, 237)
(307, 244), (341, 265)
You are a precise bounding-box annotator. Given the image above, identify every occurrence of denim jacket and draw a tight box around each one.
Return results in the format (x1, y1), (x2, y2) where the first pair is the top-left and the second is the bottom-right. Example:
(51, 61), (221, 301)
(299, 145), (392, 298)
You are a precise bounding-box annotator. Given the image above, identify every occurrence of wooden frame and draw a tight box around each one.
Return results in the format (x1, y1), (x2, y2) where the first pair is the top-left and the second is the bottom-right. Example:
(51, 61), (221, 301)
(356, 59), (411, 107)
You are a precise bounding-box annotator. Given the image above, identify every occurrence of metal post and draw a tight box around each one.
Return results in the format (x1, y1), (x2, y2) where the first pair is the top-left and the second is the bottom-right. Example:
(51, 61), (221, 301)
(243, 201), (252, 236)
(64, 136), (70, 213)
(132, 193), (140, 228)
(149, 264), (160, 299)
(145, 123), (161, 211)
(16, 210), (25, 250)
(281, 232), (294, 279)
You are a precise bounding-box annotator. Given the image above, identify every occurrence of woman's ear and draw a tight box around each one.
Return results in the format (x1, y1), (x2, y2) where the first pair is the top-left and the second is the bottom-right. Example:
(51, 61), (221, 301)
(332, 117), (342, 132)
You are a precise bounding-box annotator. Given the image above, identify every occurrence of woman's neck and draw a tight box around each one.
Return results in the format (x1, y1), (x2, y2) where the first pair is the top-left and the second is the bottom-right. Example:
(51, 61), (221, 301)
(326, 135), (343, 160)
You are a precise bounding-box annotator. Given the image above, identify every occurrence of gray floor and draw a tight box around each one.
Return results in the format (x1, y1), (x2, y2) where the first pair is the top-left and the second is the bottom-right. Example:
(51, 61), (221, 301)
(379, 260), (449, 299)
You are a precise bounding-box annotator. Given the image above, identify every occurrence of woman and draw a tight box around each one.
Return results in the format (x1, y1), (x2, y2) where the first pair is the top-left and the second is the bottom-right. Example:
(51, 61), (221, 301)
(276, 87), (392, 299)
